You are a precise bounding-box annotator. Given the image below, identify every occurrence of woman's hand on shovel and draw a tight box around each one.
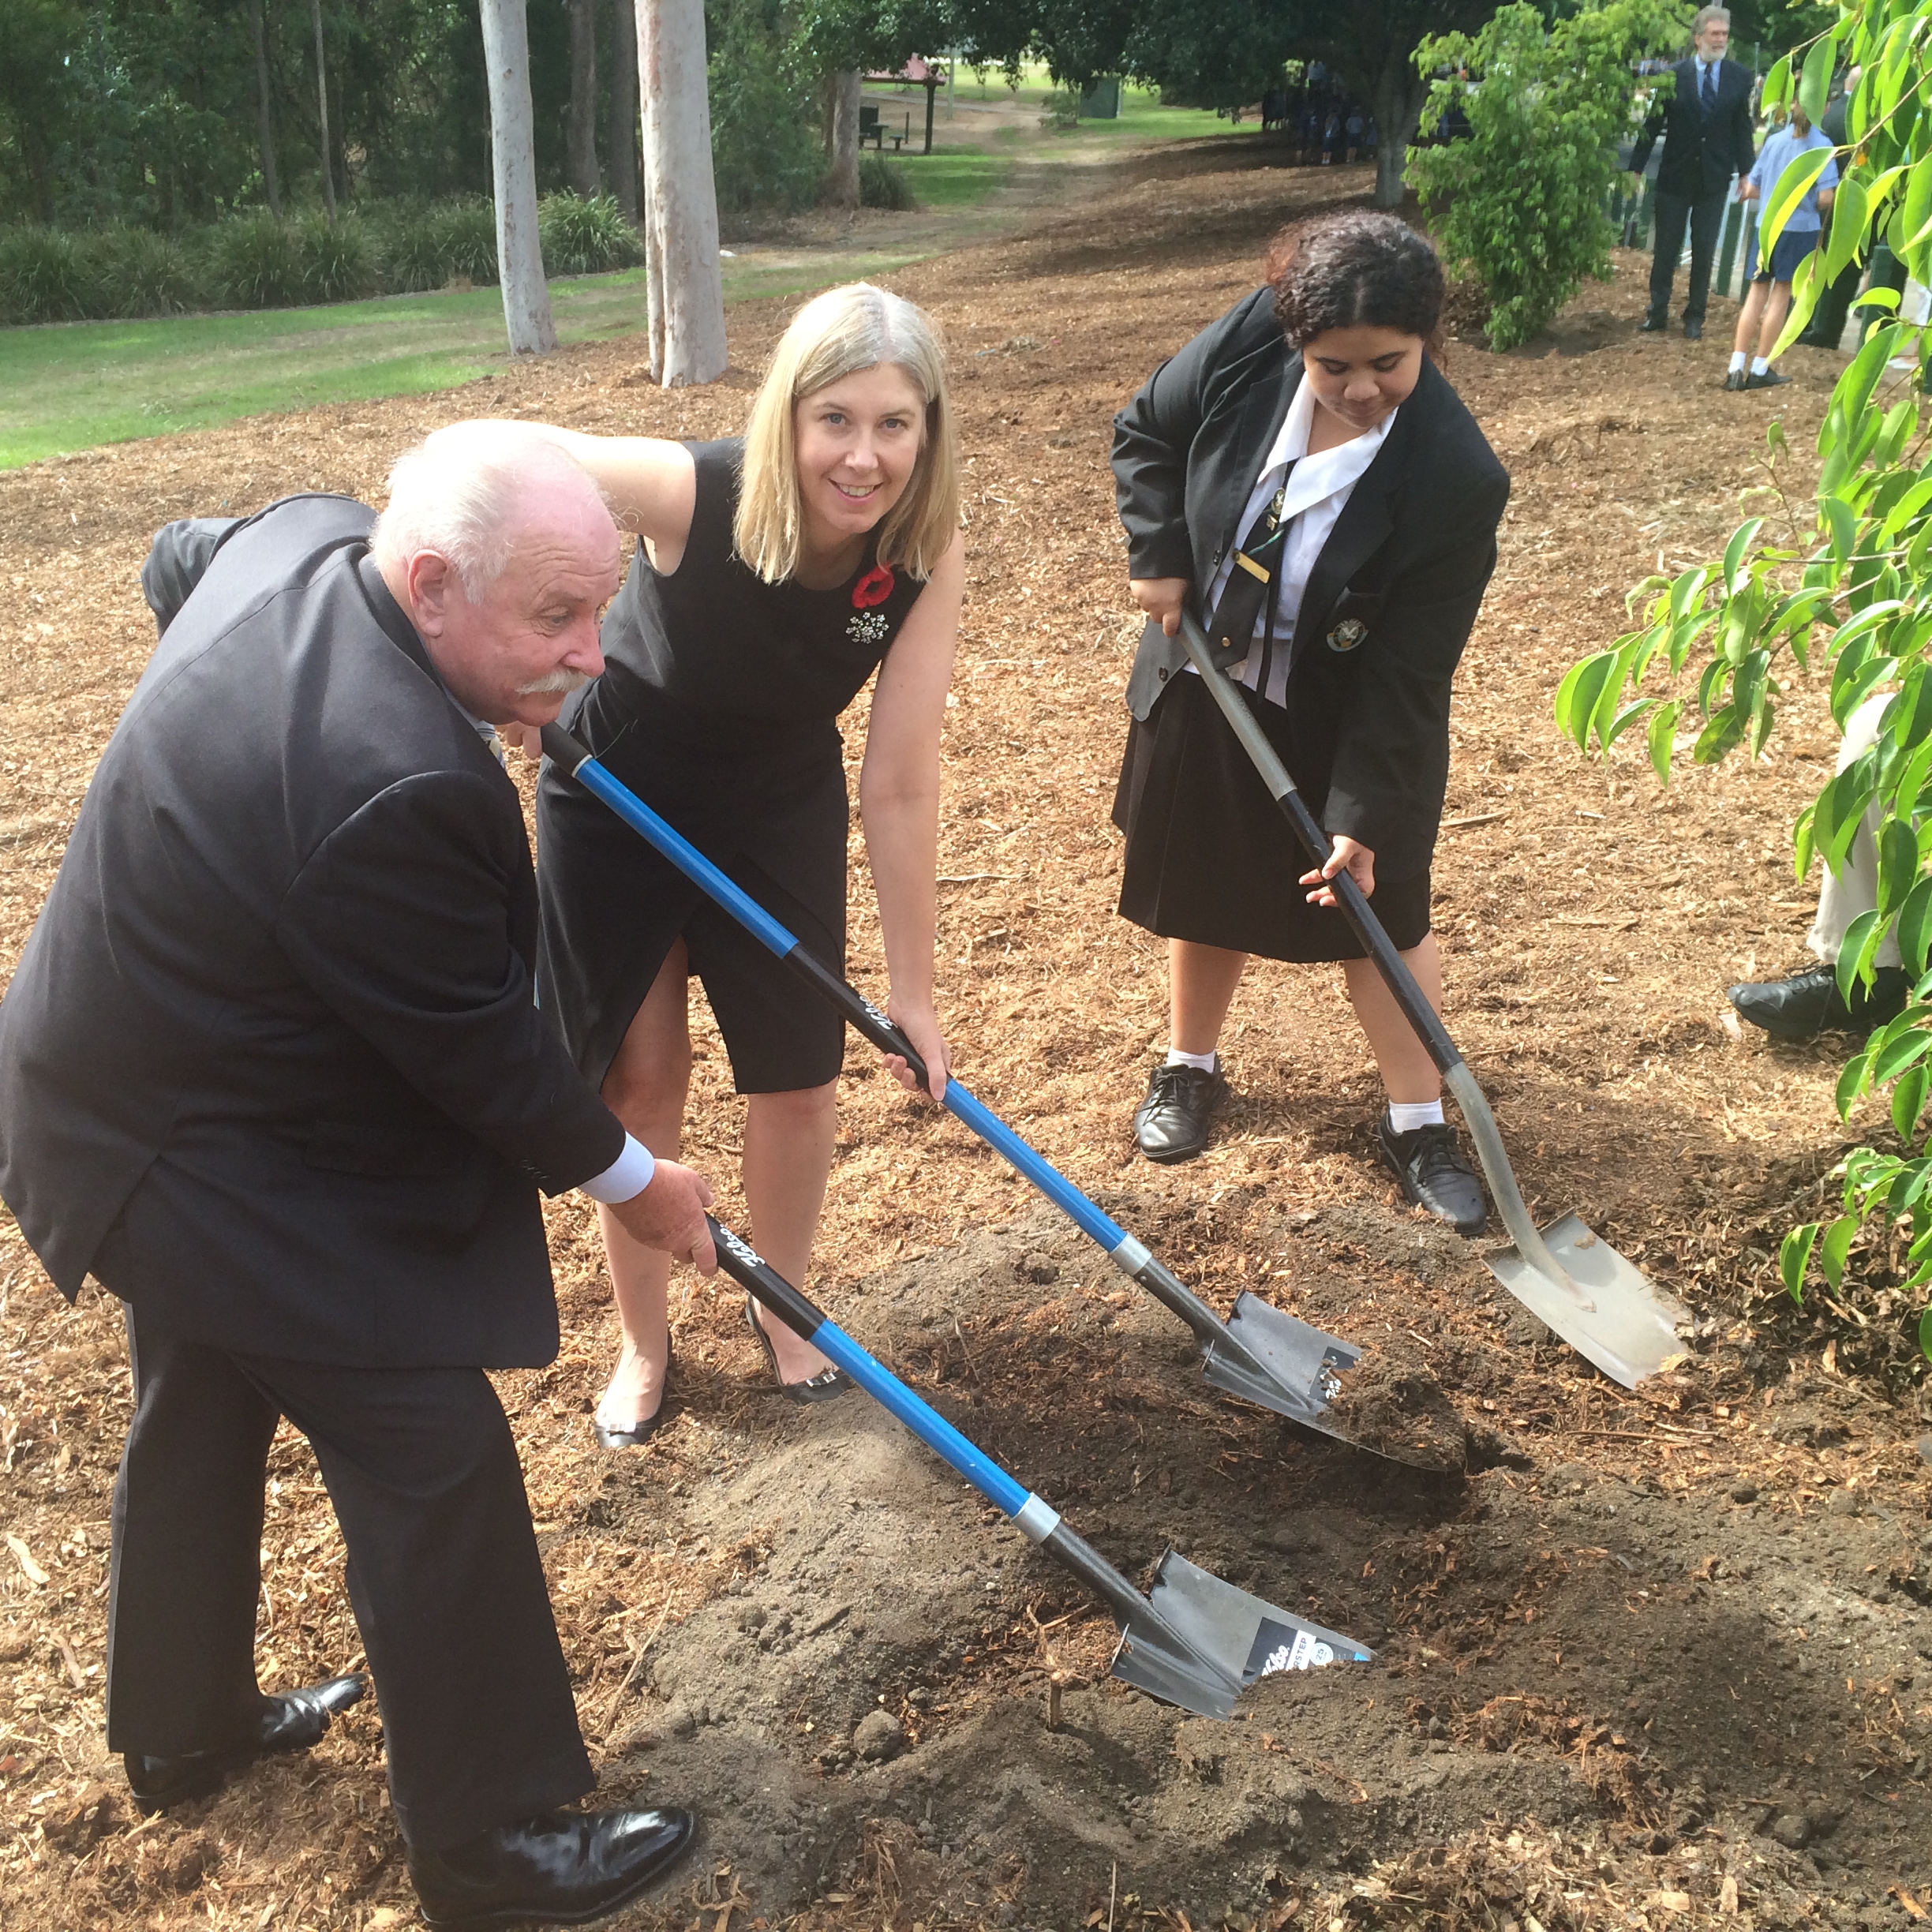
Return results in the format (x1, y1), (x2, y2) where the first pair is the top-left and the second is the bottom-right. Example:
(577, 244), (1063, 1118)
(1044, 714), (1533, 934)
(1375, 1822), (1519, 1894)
(884, 998), (951, 1105)
(1301, 835), (1375, 907)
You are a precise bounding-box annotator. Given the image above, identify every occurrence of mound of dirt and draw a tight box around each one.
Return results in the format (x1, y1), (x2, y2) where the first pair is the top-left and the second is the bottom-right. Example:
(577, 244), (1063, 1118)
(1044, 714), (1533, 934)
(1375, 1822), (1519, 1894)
(1323, 1341), (1470, 1474)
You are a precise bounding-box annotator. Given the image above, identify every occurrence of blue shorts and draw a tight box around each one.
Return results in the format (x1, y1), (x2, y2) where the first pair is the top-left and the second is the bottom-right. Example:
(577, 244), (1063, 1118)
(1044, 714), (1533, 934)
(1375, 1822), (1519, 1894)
(1754, 227), (1820, 286)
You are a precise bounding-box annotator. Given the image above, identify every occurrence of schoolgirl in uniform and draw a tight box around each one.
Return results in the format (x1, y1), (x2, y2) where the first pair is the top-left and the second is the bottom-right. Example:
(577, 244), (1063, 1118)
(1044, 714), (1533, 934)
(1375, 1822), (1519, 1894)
(1110, 211), (1508, 1231)
(514, 283), (963, 1442)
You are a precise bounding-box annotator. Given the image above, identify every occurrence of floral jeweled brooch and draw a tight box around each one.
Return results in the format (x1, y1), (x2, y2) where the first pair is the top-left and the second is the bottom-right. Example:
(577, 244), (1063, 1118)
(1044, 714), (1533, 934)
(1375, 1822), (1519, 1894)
(847, 609), (891, 646)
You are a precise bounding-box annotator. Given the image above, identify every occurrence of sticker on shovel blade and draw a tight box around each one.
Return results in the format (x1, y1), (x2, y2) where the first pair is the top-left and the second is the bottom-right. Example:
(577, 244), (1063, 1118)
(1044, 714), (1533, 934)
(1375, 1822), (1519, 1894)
(1247, 1619), (1340, 1679)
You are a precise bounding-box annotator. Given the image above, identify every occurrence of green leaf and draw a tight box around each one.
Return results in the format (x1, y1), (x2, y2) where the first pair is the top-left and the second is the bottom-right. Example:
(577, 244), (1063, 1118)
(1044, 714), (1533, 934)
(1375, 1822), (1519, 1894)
(1837, 1043), (1874, 1118)
(1781, 1221), (1819, 1303)
(1648, 698), (1682, 782)
(1919, 1305), (1932, 1365)
(1799, 33), (1835, 129)
(1795, 800), (1818, 882)
(1871, 1017), (1932, 1082)
(1899, 874), (1932, 975)
(1894, 1062), (1929, 1142)
(1723, 517), (1765, 597)
(1762, 52), (1792, 114)
(1764, 148), (1834, 256)
(1823, 493), (1858, 564)
(1852, 284), (1903, 314)
(1820, 1212), (1859, 1290)
(1603, 697), (1655, 750)
(1880, 814), (1921, 917)
(1694, 706), (1745, 763)
(1906, 152), (1932, 254)
(1555, 650), (1620, 751)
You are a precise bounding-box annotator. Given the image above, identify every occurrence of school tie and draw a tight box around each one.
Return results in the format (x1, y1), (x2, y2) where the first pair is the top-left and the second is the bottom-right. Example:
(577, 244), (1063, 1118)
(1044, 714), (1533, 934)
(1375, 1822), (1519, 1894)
(1700, 63), (1717, 113)
(1205, 465), (1297, 674)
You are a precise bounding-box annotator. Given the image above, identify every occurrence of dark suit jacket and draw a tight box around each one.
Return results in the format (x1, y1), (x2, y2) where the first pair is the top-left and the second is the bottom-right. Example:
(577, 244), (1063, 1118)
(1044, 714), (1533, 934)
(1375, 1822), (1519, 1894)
(0, 495), (624, 1367)
(1631, 57), (1756, 199)
(1113, 289), (1510, 878)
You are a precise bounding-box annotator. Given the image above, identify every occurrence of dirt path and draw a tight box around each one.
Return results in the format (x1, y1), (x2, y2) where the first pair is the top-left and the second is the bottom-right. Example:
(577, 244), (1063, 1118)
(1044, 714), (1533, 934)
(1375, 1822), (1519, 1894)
(3, 146), (1930, 1930)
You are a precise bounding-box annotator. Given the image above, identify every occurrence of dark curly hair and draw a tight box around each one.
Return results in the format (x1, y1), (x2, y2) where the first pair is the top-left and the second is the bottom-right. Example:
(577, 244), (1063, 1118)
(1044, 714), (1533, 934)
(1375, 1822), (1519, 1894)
(1264, 210), (1446, 358)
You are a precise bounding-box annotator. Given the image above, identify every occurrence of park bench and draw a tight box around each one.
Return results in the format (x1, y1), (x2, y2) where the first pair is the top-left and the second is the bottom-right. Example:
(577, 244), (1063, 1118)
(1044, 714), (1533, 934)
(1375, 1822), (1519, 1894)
(858, 103), (911, 152)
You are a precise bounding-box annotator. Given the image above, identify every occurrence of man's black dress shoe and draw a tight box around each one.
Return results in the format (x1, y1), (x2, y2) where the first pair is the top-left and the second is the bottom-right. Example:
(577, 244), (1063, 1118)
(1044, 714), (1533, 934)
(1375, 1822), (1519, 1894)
(1133, 1058), (1226, 1165)
(1728, 964), (1909, 1041)
(1745, 368), (1792, 389)
(1638, 311), (1669, 332)
(1683, 318), (1703, 340)
(124, 1674), (366, 1814)
(1376, 1115), (1486, 1236)
(407, 1804), (695, 1930)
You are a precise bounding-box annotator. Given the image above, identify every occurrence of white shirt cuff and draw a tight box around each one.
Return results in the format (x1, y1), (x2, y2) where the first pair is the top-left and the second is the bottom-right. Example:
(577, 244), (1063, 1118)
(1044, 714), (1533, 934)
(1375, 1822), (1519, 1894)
(578, 1133), (656, 1204)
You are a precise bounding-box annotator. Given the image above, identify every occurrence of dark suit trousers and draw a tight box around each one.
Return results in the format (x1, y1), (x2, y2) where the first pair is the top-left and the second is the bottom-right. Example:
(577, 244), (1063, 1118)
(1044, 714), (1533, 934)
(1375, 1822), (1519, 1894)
(1650, 191), (1728, 323)
(103, 1301), (593, 1851)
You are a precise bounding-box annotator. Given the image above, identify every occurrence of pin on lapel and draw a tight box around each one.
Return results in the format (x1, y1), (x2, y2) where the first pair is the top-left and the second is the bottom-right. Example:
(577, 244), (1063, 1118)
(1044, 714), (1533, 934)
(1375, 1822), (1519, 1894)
(1326, 617), (1368, 652)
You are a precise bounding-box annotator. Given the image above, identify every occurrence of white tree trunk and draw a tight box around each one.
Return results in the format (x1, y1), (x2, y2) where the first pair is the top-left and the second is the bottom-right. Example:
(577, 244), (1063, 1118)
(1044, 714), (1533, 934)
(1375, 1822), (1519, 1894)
(481, 0), (557, 355)
(638, 0), (726, 387)
(824, 69), (862, 209)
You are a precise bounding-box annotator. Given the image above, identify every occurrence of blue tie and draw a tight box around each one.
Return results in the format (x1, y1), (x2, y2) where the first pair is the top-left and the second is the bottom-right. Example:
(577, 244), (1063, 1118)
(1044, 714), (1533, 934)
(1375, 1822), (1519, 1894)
(1701, 63), (1717, 112)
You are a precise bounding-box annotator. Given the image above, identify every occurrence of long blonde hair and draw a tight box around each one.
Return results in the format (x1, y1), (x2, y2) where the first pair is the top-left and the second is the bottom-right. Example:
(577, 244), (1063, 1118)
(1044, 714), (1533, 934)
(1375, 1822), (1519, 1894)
(734, 283), (960, 584)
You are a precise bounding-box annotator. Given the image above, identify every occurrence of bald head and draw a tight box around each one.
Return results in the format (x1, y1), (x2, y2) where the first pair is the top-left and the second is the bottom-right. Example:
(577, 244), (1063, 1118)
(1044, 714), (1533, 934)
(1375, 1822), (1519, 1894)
(373, 422), (622, 728)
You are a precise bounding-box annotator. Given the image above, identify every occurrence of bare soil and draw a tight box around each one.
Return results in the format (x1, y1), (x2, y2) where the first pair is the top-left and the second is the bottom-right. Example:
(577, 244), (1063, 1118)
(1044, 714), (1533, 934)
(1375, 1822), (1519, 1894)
(5, 142), (1932, 1931)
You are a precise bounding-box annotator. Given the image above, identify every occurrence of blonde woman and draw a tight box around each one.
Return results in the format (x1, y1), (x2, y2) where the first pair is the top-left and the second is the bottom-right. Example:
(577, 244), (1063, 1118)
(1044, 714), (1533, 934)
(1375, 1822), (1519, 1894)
(516, 283), (963, 1443)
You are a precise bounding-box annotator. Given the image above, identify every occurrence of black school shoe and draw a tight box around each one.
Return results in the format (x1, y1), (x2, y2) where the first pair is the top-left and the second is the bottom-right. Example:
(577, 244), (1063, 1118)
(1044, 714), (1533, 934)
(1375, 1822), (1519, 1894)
(1133, 1059), (1227, 1164)
(124, 1674), (366, 1814)
(407, 1805), (696, 1930)
(1728, 964), (1909, 1041)
(1376, 1114), (1487, 1236)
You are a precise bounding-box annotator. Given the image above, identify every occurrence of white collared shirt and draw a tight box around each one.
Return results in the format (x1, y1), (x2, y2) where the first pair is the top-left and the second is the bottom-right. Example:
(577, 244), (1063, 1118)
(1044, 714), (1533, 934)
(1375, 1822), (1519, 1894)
(1194, 375), (1396, 707)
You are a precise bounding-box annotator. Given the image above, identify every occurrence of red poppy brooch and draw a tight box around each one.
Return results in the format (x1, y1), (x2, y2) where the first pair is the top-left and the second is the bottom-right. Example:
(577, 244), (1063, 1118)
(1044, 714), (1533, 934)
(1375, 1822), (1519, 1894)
(847, 564), (896, 645)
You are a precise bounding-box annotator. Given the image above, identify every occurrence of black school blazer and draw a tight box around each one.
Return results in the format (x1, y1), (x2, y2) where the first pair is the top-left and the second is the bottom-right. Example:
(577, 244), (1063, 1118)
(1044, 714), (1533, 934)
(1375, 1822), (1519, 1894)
(1630, 57), (1756, 200)
(1111, 287), (1510, 879)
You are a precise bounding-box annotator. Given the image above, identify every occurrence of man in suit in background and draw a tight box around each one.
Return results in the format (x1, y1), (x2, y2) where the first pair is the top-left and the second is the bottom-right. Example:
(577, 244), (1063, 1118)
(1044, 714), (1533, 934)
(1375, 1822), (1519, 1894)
(0, 426), (717, 1929)
(1632, 5), (1758, 340)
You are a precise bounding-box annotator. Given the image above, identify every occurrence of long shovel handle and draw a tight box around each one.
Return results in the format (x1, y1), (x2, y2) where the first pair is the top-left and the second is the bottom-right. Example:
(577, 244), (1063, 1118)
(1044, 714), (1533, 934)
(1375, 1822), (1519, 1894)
(1171, 611), (1593, 1312)
(542, 725), (1264, 1357)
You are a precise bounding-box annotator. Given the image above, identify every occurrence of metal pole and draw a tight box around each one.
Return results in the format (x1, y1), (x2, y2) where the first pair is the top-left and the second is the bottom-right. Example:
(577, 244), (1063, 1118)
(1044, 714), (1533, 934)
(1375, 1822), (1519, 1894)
(924, 77), (935, 152)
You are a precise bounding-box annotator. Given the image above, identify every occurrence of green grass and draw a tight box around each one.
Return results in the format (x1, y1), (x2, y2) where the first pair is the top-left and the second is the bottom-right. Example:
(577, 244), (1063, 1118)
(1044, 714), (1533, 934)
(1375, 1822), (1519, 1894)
(892, 150), (1013, 207)
(0, 250), (923, 470)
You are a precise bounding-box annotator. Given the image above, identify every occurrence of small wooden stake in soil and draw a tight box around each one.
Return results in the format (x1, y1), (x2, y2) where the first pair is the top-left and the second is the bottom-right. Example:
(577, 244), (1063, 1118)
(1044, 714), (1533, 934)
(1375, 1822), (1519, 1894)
(1047, 1679), (1062, 1732)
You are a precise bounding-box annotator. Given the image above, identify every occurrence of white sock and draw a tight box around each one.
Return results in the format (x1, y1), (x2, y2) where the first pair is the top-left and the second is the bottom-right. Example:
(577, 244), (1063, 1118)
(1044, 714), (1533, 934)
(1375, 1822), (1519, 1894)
(1728, 350), (1747, 373)
(1165, 1047), (1219, 1073)
(1387, 1099), (1446, 1133)
(1750, 355), (1770, 376)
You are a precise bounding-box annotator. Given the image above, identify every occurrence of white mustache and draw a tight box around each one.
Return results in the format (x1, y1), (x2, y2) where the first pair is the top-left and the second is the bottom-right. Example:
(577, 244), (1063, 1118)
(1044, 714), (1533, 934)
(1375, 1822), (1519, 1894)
(515, 667), (594, 696)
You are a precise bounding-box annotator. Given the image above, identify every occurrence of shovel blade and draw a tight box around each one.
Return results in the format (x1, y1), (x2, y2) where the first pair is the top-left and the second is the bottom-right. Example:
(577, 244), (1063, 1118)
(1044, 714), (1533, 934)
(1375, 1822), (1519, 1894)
(1203, 1293), (1357, 1426)
(1485, 1211), (1690, 1389)
(1112, 1548), (1374, 1717)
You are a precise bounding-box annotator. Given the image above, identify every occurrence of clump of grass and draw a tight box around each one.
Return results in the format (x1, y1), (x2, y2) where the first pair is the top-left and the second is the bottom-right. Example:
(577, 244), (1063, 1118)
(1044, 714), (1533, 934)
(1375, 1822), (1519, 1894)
(538, 192), (643, 276)
(432, 197), (500, 285)
(204, 210), (305, 309)
(84, 226), (201, 316)
(295, 210), (377, 304)
(859, 153), (916, 211)
(0, 227), (93, 324)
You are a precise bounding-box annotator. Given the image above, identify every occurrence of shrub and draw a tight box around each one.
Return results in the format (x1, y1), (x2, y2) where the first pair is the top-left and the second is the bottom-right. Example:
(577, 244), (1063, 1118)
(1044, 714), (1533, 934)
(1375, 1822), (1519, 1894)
(204, 209), (305, 309)
(0, 226), (93, 324)
(537, 192), (643, 276)
(430, 196), (499, 286)
(708, 0), (822, 213)
(295, 209), (377, 304)
(1039, 85), (1081, 131)
(373, 202), (450, 292)
(80, 226), (201, 317)
(1406, 0), (1679, 351)
(859, 152), (915, 211)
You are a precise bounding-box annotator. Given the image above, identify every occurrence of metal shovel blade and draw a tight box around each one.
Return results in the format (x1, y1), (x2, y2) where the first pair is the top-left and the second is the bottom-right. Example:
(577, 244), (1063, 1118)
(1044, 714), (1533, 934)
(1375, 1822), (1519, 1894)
(1485, 1211), (1690, 1388)
(1112, 1548), (1374, 1718)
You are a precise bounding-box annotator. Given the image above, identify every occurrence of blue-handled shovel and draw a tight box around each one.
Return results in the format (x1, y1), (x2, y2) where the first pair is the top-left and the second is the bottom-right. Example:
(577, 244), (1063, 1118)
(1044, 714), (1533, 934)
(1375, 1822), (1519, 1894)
(705, 1211), (1372, 1717)
(542, 724), (1398, 1459)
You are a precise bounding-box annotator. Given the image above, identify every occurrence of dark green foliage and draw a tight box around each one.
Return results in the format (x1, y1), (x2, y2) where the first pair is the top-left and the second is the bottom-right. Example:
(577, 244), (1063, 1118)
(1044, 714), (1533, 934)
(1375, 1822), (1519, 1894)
(80, 225), (198, 316)
(859, 152), (916, 209)
(204, 208), (305, 309)
(537, 192), (642, 276)
(709, 0), (824, 214)
(0, 223), (90, 322)
(294, 210), (377, 303)
(432, 197), (500, 286)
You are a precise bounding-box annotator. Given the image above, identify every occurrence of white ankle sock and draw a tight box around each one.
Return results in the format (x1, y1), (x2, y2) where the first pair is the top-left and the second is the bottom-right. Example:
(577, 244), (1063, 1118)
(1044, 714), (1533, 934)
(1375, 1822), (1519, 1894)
(1165, 1047), (1218, 1072)
(1750, 355), (1770, 376)
(1728, 350), (1747, 373)
(1387, 1099), (1446, 1133)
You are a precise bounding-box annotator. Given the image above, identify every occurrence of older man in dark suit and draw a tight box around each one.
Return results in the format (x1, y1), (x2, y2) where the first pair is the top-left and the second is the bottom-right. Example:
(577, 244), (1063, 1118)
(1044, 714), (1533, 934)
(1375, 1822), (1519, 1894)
(0, 426), (717, 1929)
(1632, 5), (1758, 339)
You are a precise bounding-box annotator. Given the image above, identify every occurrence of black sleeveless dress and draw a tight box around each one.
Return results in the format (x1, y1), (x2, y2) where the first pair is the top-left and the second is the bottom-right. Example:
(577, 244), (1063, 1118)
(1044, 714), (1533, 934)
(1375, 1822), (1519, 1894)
(536, 439), (925, 1095)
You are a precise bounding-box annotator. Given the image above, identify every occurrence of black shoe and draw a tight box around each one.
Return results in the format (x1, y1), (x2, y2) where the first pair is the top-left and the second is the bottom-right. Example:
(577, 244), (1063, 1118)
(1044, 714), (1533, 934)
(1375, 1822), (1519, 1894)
(124, 1674), (365, 1814)
(1728, 964), (1909, 1041)
(1638, 311), (1669, 332)
(1376, 1115), (1486, 1237)
(592, 1342), (674, 1447)
(745, 1294), (852, 1403)
(408, 1806), (695, 1930)
(1745, 368), (1792, 389)
(1683, 318), (1704, 340)
(1133, 1058), (1227, 1165)
(1723, 368), (1747, 391)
